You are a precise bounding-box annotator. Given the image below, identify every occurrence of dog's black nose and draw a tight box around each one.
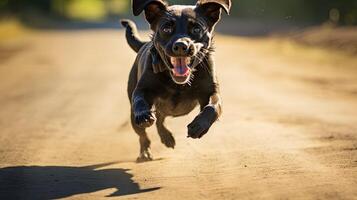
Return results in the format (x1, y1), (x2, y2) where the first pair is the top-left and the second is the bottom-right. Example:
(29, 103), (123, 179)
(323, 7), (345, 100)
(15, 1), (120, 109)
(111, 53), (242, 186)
(172, 40), (190, 56)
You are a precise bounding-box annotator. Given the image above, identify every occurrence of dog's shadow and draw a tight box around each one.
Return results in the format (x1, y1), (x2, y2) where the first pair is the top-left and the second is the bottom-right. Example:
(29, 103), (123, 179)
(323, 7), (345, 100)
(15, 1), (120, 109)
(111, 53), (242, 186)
(0, 162), (160, 199)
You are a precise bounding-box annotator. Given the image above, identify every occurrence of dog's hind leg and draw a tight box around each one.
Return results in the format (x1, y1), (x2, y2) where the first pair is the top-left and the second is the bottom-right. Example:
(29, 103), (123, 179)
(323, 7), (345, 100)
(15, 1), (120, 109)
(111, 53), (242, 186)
(156, 114), (176, 149)
(131, 112), (153, 162)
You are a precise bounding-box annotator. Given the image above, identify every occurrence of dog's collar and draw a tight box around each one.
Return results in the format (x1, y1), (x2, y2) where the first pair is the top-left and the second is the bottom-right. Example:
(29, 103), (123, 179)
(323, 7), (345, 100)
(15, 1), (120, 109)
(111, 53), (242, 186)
(150, 47), (167, 74)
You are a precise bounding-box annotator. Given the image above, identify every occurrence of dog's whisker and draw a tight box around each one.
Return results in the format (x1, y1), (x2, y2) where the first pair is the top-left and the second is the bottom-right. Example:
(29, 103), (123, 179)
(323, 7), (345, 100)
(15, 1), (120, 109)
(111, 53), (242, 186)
(196, 54), (212, 76)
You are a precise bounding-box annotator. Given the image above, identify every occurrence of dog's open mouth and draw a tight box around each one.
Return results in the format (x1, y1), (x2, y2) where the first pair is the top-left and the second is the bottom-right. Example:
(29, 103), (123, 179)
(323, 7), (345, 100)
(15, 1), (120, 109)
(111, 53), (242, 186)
(169, 57), (192, 84)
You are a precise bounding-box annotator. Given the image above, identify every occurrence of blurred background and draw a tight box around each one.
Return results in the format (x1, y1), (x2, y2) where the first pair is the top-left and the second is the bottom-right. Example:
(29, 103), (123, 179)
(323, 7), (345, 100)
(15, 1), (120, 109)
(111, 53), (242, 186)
(1, 0), (357, 53)
(1, 0), (357, 25)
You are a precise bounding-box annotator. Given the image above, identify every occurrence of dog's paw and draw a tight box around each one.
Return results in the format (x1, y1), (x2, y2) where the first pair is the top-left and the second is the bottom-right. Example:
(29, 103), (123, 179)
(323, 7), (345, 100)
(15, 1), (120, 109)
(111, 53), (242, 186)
(160, 132), (176, 149)
(187, 118), (211, 139)
(136, 150), (153, 163)
(135, 111), (156, 128)
(187, 106), (217, 139)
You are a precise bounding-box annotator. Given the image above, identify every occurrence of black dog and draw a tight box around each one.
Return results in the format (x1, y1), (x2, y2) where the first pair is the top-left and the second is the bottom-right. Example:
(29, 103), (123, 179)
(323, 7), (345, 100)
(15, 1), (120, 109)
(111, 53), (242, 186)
(121, 0), (231, 162)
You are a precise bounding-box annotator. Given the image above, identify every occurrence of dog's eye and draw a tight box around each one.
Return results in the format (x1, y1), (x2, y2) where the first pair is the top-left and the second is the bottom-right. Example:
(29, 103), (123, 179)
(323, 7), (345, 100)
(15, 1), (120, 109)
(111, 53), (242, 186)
(191, 26), (202, 35)
(162, 26), (173, 34)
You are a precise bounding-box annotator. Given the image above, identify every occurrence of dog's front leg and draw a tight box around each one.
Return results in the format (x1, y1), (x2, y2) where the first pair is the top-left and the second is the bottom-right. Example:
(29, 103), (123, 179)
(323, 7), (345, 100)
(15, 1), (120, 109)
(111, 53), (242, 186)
(132, 89), (156, 128)
(188, 93), (222, 139)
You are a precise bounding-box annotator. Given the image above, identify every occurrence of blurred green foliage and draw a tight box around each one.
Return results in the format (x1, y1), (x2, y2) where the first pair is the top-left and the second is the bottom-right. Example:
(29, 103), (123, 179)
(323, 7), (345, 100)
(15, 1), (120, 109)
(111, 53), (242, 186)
(170, 0), (357, 25)
(0, 0), (356, 25)
(0, 0), (130, 21)
(236, 0), (357, 25)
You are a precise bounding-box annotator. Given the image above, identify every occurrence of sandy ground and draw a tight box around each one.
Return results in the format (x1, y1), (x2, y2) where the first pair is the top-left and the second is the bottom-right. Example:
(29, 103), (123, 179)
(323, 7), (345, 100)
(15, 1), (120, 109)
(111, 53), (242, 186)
(0, 29), (357, 200)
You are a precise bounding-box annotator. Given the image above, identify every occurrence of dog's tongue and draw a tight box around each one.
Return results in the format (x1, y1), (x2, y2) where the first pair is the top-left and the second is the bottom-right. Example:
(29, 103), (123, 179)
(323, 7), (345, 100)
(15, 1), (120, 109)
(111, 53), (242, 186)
(170, 57), (190, 77)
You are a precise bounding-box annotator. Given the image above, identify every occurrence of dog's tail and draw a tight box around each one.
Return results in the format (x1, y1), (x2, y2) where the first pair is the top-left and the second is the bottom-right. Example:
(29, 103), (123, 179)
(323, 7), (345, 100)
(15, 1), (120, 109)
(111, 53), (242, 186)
(120, 19), (146, 53)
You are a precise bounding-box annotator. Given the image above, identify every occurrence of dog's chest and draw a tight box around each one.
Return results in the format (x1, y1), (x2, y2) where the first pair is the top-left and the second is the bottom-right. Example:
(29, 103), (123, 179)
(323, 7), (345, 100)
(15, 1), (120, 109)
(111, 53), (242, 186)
(154, 90), (198, 117)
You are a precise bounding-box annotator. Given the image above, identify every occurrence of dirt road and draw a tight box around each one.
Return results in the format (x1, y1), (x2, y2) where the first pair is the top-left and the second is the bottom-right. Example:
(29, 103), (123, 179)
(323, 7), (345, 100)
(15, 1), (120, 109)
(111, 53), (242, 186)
(0, 29), (356, 199)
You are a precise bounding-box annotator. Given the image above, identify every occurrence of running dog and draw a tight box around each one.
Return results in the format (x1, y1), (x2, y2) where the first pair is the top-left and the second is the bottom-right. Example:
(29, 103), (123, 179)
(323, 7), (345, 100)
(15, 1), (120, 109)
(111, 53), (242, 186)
(121, 0), (231, 161)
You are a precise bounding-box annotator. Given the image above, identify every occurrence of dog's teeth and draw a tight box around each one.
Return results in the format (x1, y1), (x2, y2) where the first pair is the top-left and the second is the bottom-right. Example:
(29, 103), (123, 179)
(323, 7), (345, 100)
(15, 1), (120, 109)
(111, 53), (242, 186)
(170, 57), (175, 65)
(170, 57), (193, 67)
(185, 57), (190, 63)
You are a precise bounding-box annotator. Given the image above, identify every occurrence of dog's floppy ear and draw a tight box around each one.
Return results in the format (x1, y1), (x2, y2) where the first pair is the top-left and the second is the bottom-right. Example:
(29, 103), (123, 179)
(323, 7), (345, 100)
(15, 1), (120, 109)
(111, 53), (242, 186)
(195, 0), (231, 27)
(132, 0), (168, 24)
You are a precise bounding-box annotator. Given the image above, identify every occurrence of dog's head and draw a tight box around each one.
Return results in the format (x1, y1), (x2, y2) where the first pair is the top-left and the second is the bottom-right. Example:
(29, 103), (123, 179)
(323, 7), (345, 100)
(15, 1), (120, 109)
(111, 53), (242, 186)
(133, 0), (231, 84)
